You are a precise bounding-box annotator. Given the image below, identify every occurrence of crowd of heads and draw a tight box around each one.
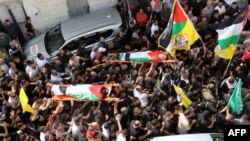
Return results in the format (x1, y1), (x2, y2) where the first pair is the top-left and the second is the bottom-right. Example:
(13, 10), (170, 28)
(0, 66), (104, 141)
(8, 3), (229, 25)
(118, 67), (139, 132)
(0, 0), (250, 141)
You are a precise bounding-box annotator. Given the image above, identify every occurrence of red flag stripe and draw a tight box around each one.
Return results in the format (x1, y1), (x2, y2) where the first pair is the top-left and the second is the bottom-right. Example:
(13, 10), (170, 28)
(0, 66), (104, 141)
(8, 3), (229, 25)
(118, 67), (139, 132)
(173, 0), (188, 23)
(154, 0), (161, 10)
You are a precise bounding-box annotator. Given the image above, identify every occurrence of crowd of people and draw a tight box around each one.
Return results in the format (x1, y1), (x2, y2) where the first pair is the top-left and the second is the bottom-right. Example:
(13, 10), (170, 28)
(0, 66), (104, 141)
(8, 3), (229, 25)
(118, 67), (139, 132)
(0, 0), (250, 141)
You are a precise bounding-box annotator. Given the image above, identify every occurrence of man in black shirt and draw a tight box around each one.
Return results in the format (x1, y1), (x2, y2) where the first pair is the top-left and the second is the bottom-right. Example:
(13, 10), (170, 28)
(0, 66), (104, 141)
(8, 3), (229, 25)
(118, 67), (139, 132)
(24, 17), (37, 40)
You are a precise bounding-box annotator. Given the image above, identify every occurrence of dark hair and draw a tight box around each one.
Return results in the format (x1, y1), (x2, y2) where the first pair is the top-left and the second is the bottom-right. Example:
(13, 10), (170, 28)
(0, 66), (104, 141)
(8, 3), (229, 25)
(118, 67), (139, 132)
(69, 53), (74, 58)
(26, 60), (33, 65)
(101, 87), (109, 98)
(37, 53), (43, 58)
(5, 19), (10, 23)
(26, 16), (31, 21)
(0, 28), (4, 32)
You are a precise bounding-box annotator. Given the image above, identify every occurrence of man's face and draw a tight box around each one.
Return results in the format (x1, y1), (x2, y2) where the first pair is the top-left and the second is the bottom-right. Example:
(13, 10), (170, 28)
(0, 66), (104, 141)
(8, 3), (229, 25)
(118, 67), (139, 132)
(202, 18), (207, 24)
(31, 63), (36, 69)
(139, 9), (143, 13)
(219, 2), (223, 6)
(6, 21), (11, 26)
(15, 116), (21, 122)
(232, 4), (237, 9)
(14, 57), (20, 63)
(100, 37), (105, 42)
(164, 4), (168, 9)
(167, 113), (173, 120)
(39, 115), (45, 122)
(39, 55), (44, 60)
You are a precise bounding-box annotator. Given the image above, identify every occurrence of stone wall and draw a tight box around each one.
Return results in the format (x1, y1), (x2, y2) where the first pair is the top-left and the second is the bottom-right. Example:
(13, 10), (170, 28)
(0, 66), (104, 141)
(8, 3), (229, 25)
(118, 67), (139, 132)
(22, 0), (70, 33)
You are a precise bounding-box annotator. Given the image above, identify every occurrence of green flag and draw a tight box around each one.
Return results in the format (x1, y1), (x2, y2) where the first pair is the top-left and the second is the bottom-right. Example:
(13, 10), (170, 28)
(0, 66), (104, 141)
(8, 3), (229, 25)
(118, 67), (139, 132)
(228, 79), (243, 114)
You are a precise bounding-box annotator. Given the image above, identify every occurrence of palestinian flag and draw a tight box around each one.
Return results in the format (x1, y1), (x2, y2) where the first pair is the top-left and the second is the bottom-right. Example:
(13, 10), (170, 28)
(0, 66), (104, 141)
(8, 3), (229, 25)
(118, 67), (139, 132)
(158, 0), (199, 56)
(51, 84), (111, 101)
(214, 6), (250, 59)
(118, 51), (167, 62)
(127, 0), (132, 20)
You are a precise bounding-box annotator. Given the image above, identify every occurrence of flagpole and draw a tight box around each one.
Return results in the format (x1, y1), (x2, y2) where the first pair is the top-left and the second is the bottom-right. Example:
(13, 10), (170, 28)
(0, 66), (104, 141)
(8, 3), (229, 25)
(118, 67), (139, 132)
(222, 58), (232, 79)
(199, 36), (206, 46)
(150, 10), (154, 22)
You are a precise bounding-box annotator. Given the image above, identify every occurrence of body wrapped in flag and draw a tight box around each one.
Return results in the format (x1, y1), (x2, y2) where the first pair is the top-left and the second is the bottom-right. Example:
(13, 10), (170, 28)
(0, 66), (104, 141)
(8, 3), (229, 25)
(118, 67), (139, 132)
(49, 84), (112, 101)
(108, 51), (172, 63)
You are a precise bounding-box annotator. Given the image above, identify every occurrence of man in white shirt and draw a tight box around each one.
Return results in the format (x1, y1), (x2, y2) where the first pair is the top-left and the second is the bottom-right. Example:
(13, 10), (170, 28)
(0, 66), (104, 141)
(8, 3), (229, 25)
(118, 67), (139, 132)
(0, 59), (9, 74)
(68, 54), (80, 68)
(7, 92), (19, 109)
(133, 85), (149, 108)
(40, 126), (49, 141)
(27, 62), (39, 81)
(8, 62), (17, 79)
(67, 116), (83, 138)
(151, 20), (159, 37)
(214, 1), (226, 15)
(36, 53), (49, 69)
(50, 69), (70, 83)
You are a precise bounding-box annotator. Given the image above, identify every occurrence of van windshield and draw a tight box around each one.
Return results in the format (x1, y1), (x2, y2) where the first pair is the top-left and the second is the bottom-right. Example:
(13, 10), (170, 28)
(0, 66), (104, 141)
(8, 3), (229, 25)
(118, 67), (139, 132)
(44, 24), (65, 55)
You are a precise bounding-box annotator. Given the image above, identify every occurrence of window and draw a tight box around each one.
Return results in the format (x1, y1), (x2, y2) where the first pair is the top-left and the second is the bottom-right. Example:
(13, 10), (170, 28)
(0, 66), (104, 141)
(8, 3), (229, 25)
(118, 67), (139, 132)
(63, 29), (114, 51)
(84, 29), (113, 46)
(44, 24), (65, 55)
(63, 39), (79, 52)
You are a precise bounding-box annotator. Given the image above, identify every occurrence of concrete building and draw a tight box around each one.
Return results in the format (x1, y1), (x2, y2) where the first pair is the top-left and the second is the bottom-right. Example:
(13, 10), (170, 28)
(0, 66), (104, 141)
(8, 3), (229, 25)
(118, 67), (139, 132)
(0, 0), (117, 40)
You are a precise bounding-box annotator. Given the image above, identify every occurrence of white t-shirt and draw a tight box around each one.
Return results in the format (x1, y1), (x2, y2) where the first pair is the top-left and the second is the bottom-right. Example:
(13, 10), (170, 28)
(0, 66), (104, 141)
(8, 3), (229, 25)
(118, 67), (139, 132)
(151, 24), (159, 36)
(51, 85), (62, 95)
(90, 50), (96, 60)
(25, 65), (31, 74)
(1, 63), (9, 73)
(68, 121), (83, 136)
(102, 125), (110, 140)
(214, 5), (226, 14)
(51, 73), (63, 83)
(28, 67), (39, 78)
(37, 58), (49, 69)
(40, 131), (49, 141)
(8, 95), (19, 108)
(177, 113), (190, 134)
(9, 68), (17, 79)
(69, 56), (80, 67)
(116, 133), (126, 141)
(133, 88), (149, 108)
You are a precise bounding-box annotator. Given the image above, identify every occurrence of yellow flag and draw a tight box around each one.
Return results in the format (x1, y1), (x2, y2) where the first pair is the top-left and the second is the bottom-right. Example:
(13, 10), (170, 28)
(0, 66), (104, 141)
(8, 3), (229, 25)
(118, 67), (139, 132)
(19, 87), (35, 113)
(214, 44), (236, 60)
(173, 84), (192, 108)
